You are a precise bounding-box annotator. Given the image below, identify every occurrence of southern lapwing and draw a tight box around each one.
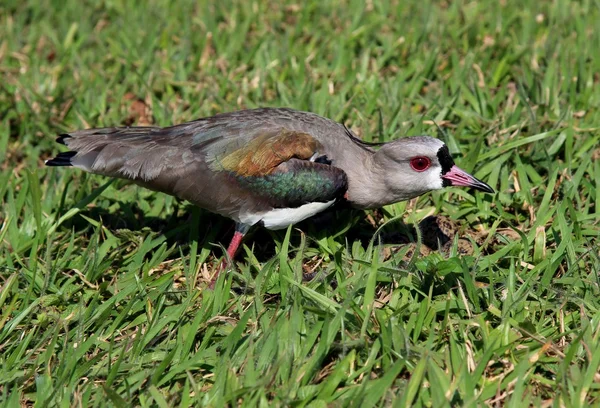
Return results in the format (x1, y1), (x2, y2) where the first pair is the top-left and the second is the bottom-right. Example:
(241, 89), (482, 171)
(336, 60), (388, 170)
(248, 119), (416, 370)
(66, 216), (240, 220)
(46, 108), (494, 282)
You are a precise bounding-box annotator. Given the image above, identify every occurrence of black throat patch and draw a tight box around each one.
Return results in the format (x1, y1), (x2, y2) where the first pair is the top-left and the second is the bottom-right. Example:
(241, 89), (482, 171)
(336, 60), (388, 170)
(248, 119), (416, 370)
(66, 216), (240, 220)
(437, 145), (455, 175)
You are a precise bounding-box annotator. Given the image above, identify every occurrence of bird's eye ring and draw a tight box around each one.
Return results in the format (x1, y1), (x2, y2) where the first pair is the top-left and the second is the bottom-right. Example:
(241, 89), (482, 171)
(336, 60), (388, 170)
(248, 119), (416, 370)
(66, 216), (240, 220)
(410, 157), (431, 172)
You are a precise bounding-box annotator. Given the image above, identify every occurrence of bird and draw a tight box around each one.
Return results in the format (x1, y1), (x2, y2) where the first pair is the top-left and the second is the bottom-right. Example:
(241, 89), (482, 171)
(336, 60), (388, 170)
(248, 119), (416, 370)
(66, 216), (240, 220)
(46, 107), (494, 282)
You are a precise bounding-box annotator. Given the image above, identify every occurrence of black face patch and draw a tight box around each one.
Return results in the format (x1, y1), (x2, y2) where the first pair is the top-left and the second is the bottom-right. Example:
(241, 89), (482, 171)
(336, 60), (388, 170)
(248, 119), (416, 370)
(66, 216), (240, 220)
(437, 145), (455, 175)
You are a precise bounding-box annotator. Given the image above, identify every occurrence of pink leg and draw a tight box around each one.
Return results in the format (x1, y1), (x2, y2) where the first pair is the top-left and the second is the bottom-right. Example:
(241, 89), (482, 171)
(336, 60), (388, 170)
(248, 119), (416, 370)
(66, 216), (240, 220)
(209, 230), (246, 288)
(226, 231), (245, 260)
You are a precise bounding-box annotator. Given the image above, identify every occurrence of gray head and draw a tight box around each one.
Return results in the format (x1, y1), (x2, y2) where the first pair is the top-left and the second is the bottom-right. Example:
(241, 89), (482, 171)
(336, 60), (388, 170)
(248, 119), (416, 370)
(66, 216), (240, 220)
(368, 136), (494, 204)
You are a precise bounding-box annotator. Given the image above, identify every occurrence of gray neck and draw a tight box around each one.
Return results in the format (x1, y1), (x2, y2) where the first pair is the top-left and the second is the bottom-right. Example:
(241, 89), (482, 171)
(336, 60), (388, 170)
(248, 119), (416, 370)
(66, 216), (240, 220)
(344, 153), (395, 209)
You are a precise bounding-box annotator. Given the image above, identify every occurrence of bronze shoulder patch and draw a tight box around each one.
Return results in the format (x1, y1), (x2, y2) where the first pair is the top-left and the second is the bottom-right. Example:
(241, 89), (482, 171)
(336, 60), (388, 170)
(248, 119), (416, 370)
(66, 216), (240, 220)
(219, 130), (320, 177)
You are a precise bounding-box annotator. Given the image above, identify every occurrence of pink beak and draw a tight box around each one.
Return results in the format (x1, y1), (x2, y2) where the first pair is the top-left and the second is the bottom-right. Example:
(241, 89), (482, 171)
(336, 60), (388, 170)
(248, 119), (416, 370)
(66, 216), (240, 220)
(442, 165), (495, 193)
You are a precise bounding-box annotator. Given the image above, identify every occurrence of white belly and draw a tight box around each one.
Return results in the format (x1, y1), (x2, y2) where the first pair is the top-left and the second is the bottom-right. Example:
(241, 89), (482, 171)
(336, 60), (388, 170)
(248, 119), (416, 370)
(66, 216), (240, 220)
(240, 199), (336, 230)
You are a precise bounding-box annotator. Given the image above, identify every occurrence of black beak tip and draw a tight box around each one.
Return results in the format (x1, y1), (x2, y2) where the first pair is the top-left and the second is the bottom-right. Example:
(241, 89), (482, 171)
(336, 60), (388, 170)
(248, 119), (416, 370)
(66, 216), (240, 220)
(473, 182), (495, 194)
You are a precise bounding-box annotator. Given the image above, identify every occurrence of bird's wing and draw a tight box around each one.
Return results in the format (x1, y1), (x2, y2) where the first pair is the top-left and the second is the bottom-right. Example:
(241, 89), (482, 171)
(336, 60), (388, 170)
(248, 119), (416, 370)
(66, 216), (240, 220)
(53, 111), (317, 180)
(50, 122), (348, 210)
(52, 125), (199, 181)
(205, 127), (348, 208)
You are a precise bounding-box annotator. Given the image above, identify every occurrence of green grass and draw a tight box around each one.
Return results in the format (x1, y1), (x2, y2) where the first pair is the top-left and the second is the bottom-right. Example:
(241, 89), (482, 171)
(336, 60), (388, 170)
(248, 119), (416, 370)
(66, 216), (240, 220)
(1, 0), (600, 406)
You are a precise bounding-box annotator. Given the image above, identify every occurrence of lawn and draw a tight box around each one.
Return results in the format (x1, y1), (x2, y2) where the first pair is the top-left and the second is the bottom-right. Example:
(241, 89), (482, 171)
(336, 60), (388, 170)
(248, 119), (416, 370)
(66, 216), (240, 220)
(1, 0), (599, 406)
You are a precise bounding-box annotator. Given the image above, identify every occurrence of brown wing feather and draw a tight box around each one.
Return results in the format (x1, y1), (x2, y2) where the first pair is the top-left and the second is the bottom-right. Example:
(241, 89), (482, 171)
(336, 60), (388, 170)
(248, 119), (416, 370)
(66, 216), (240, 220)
(209, 129), (320, 177)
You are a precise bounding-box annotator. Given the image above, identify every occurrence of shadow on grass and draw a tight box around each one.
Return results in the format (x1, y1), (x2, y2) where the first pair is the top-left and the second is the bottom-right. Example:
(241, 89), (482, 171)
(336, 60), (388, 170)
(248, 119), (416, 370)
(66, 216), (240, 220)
(52, 174), (468, 267)
(59, 197), (458, 267)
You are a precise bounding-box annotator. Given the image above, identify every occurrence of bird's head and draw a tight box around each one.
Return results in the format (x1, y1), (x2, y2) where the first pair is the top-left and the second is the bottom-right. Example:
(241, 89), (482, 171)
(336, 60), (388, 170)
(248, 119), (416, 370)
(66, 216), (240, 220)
(373, 136), (494, 202)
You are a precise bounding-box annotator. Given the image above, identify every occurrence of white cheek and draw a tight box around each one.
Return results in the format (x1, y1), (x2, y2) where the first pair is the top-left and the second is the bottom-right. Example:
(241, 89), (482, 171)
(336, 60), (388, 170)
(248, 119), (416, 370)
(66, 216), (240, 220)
(424, 169), (443, 190)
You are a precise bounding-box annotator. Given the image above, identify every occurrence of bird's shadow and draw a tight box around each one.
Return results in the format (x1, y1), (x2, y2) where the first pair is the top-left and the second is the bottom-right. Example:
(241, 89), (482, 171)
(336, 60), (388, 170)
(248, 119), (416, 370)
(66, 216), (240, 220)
(62, 198), (440, 264)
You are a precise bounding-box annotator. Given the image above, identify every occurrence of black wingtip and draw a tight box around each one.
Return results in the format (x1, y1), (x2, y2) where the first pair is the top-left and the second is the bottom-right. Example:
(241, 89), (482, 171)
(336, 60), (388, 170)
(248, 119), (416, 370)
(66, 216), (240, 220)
(45, 151), (76, 167)
(56, 134), (71, 145)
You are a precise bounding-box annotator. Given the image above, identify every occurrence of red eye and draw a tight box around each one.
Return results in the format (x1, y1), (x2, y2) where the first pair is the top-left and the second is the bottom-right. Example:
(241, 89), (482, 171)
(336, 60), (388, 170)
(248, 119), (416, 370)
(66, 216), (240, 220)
(410, 157), (431, 172)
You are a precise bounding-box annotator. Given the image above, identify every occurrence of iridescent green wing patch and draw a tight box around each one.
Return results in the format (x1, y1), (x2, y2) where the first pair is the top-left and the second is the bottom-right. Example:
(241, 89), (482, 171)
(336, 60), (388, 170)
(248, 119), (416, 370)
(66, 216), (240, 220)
(236, 159), (348, 208)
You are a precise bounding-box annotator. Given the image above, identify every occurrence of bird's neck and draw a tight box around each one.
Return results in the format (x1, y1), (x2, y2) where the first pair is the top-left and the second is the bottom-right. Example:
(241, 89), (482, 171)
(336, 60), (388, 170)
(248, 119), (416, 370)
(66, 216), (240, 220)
(344, 154), (395, 209)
